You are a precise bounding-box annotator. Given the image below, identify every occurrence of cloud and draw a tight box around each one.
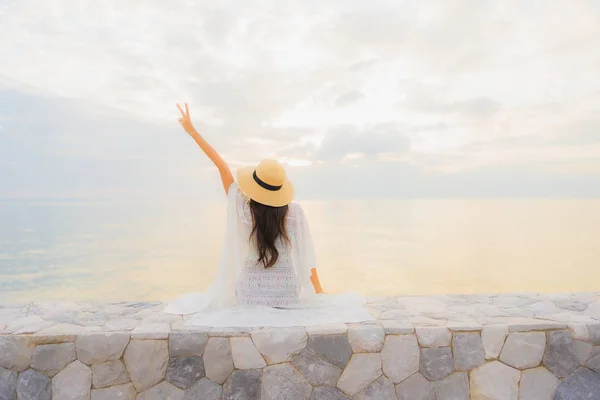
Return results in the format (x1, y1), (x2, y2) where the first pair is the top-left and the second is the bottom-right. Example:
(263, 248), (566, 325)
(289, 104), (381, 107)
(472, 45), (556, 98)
(0, 1), (599, 198)
(317, 123), (409, 162)
(335, 90), (365, 107)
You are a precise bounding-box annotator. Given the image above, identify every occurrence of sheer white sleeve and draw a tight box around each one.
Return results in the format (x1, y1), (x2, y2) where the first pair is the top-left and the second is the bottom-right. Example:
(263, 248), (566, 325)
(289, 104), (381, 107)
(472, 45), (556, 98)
(236, 187), (253, 228)
(289, 203), (318, 302)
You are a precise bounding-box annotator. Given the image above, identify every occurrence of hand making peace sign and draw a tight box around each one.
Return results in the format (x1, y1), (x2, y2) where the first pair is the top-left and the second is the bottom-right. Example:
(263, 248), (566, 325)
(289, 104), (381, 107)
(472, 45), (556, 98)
(176, 103), (196, 135)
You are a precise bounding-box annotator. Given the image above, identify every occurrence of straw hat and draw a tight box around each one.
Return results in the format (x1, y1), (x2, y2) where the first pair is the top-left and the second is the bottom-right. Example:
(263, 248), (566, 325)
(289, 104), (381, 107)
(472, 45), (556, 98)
(237, 159), (294, 207)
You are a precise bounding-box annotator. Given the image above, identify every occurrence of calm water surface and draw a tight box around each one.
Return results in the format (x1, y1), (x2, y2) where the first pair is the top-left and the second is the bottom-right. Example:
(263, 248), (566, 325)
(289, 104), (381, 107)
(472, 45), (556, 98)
(1, 199), (600, 302)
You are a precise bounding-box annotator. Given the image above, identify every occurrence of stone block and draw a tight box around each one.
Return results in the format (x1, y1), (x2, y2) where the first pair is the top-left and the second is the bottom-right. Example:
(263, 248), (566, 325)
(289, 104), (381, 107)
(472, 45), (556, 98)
(183, 378), (222, 400)
(309, 387), (349, 400)
(543, 330), (579, 379)
(231, 337), (266, 369)
(203, 337), (233, 385)
(348, 324), (384, 353)
(251, 327), (307, 365)
(481, 325), (508, 360)
(168, 331), (207, 358)
(419, 347), (454, 381)
(381, 334), (419, 383)
(470, 361), (520, 400)
(0, 336), (35, 372)
(52, 360), (92, 400)
(395, 373), (435, 400)
(91, 360), (129, 388)
(416, 327), (451, 347)
(337, 353), (381, 396)
(262, 363), (312, 400)
(499, 332), (545, 369)
(76, 332), (130, 365)
(0, 367), (17, 400)
(223, 369), (261, 400)
(306, 334), (352, 369)
(91, 383), (136, 400)
(554, 367), (600, 400)
(453, 333), (485, 371)
(166, 356), (205, 389)
(136, 381), (184, 400)
(122, 339), (168, 392)
(433, 372), (469, 400)
(16, 369), (51, 400)
(292, 349), (341, 387)
(31, 343), (76, 377)
(354, 375), (395, 400)
(519, 367), (558, 400)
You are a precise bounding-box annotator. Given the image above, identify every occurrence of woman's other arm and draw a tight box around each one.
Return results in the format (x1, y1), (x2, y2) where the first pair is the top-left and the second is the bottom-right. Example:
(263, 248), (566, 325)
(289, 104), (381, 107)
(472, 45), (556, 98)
(177, 103), (234, 194)
(310, 268), (325, 294)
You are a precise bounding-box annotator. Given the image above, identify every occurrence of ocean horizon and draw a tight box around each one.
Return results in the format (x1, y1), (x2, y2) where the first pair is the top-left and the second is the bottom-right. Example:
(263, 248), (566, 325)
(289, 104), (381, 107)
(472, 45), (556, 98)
(2, 198), (599, 303)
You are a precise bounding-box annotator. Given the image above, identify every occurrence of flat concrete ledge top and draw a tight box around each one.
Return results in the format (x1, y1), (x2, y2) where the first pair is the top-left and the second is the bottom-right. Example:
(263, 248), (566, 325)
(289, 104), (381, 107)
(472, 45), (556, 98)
(2, 292), (600, 337)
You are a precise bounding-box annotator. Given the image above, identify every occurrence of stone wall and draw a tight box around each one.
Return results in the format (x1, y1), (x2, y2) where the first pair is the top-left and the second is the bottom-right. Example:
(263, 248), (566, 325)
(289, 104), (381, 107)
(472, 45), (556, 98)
(2, 322), (600, 399)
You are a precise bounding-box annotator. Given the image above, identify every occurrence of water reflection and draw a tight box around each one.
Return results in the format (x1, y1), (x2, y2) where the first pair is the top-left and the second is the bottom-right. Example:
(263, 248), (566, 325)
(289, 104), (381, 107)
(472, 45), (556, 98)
(1, 199), (600, 302)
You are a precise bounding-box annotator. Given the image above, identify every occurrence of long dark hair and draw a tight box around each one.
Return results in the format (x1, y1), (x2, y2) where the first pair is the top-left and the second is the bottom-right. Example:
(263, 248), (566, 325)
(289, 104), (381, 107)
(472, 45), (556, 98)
(249, 200), (290, 268)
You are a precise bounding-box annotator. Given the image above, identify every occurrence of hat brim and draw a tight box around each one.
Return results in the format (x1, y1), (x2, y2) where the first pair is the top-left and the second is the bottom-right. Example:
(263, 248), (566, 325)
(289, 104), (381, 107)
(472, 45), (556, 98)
(237, 166), (294, 207)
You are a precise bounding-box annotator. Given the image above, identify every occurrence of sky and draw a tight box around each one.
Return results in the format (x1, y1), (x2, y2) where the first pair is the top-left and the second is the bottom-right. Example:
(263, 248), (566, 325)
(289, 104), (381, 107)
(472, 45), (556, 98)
(1, 0), (599, 199)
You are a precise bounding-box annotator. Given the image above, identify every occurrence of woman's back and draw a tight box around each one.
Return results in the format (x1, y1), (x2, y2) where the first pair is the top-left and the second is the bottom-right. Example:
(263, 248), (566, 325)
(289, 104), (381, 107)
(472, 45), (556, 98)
(235, 189), (304, 307)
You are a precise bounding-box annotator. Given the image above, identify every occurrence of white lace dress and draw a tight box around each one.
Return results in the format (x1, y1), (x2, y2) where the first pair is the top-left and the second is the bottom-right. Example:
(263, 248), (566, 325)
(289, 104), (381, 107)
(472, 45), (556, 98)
(235, 189), (303, 308)
(164, 182), (371, 327)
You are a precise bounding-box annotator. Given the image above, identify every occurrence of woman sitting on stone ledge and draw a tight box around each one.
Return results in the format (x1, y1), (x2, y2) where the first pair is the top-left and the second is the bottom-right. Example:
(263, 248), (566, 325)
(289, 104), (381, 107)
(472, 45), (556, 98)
(163, 103), (370, 327)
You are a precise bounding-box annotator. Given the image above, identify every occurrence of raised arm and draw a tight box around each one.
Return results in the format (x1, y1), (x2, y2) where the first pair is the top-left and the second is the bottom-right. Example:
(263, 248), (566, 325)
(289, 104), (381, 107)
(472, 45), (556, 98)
(177, 103), (234, 195)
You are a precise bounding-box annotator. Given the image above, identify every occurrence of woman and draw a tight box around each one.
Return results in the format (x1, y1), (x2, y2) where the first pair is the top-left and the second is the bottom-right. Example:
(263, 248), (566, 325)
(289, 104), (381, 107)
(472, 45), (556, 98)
(164, 103), (370, 327)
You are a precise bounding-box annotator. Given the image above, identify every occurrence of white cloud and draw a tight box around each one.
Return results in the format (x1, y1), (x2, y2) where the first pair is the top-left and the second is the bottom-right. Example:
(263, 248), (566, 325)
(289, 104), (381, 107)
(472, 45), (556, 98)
(0, 0), (599, 198)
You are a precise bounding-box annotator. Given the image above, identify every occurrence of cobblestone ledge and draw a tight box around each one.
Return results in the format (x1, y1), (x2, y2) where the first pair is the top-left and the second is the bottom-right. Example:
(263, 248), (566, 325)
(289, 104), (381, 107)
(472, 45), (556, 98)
(2, 293), (600, 399)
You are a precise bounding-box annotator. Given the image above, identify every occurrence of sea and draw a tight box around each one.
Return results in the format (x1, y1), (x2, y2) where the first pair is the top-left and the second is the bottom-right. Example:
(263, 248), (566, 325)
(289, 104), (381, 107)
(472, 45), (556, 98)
(1, 199), (599, 303)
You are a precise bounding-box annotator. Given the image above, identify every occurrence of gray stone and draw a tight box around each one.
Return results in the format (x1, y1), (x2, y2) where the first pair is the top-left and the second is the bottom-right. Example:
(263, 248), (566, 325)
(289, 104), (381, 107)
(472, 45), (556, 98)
(183, 378), (222, 400)
(32, 324), (83, 344)
(16, 369), (51, 400)
(469, 361), (520, 400)
(347, 324), (384, 353)
(499, 332), (545, 369)
(380, 321), (415, 335)
(105, 319), (139, 331)
(587, 324), (600, 345)
(419, 347), (454, 381)
(91, 383), (136, 400)
(453, 333), (485, 371)
(131, 323), (170, 339)
(416, 327), (452, 347)
(91, 360), (129, 388)
(231, 337), (267, 369)
(169, 331), (208, 358)
(381, 334), (419, 383)
(307, 334), (352, 369)
(543, 330), (579, 378)
(292, 349), (341, 387)
(223, 369), (261, 400)
(336, 353), (382, 396)
(433, 372), (469, 400)
(395, 373), (435, 400)
(481, 325), (508, 360)
(519, 367), (558, 400)
(52, 360), (92, 400)
(76, 332), (130, 365)
(309, 387), (349, 400)
(123, 339), (168, 392)
(166, 356), (205, 389)
(574, 340), (593, 365)
(554, 367), (600, 400)
(203, 337), (234, 385)
(306, 323), (348, 336)
(252, 327), (307, 365)
(262, 363), (312, 400)
(354, 376), (395, 400)
(0, 336), (34, 371)
(0, 367), (17, 400)
(31, 343), (76, 377)
(587, 353), (600, 374)
(136, 381), (184, 400)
